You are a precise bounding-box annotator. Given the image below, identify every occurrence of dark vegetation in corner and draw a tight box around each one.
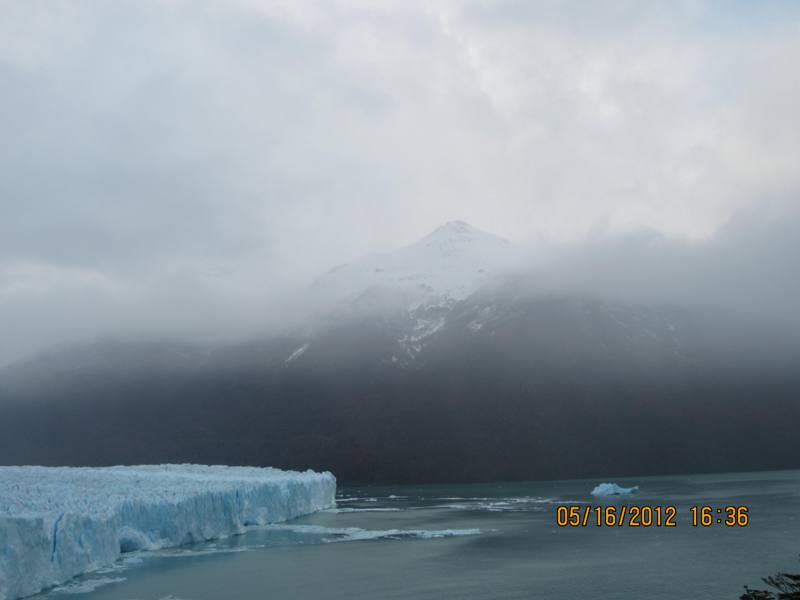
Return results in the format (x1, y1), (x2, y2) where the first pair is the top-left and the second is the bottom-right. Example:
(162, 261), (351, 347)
(741, 559), (800, 599)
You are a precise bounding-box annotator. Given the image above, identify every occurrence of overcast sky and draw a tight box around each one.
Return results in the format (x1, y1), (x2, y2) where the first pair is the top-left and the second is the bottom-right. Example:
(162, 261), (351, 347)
(2, 0), (800, 365)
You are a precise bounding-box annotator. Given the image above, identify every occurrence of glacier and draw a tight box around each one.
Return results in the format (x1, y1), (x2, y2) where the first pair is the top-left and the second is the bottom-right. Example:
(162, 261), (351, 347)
(0, 464), (335, 600)
(590, 483), (639, 496)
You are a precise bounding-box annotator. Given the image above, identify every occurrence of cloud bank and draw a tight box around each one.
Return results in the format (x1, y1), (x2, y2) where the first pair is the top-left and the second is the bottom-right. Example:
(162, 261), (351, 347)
(1, 0), (799, 364)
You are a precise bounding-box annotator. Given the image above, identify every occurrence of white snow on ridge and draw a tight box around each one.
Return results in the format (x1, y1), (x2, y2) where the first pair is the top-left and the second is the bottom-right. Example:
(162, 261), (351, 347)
(313, 221), (518, 310)
(398, 315), (446, 358)
(0, 465), (335, 600)
(285, 343), (309, 363)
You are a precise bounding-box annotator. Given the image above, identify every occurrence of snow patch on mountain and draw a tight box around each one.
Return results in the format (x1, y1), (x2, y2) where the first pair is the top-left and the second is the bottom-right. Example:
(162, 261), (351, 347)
(285, 343), (310, 363)
(398, 315), (446, 358)
(313, 221), (517, 311)
(466, 306), (496, 333)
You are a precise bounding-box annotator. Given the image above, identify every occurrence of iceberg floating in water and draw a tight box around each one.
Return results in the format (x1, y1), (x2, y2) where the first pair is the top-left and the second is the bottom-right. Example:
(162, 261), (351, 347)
(590, 482), (639, 497)
(0, 464), (335, 600)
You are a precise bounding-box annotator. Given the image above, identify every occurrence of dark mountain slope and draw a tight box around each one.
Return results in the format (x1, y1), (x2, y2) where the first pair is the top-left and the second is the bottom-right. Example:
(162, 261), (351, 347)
(1, 294), (798, 483)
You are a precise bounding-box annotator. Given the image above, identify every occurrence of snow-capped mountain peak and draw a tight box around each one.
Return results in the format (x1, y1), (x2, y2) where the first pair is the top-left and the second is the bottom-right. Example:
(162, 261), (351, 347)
(313, 221), (516, 309)
(420, 219), (503, 244)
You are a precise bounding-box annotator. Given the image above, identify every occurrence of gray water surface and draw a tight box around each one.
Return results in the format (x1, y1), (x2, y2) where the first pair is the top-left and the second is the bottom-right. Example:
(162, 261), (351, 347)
(39, 470), (800, 600)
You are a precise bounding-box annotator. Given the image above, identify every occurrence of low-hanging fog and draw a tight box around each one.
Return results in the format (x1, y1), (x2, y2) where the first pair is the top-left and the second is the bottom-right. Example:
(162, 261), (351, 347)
(2, 1), (800, 367)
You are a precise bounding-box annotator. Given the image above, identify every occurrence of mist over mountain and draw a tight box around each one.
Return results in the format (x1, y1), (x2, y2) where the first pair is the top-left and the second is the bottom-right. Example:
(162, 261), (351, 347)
(2, 220), (799, 483)
(312, 221), (517, 309)
(5, 5), (800, 598)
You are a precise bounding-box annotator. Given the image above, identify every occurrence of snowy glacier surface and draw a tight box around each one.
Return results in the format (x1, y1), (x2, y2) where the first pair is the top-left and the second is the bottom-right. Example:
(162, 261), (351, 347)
(0, 464), (335, 600)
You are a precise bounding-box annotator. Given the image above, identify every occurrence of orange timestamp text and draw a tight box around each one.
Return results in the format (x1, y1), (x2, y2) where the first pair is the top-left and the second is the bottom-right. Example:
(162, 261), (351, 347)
(555, 505), (749, 527)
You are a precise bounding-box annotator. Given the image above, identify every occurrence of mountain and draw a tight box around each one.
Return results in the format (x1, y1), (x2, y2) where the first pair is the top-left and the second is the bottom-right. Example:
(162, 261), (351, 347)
(1, 222), (800, 483)
(313, 221), (516, 310)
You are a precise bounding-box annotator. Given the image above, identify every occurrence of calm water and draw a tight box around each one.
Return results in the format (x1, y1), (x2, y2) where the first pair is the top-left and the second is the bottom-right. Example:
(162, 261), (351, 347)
(39, 470), (800, 600)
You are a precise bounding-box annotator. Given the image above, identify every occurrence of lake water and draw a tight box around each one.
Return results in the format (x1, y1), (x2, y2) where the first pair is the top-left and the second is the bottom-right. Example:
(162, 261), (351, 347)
(38, 470), (800, 600)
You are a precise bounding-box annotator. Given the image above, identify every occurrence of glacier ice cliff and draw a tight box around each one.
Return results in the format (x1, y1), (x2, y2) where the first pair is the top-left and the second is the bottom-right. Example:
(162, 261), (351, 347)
(0, 464), (335, 600)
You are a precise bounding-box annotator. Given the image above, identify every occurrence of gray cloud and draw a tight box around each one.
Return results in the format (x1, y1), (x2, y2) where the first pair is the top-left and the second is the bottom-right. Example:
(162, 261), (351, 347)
(521, 198), (800, 325)
(1, 0), (799, 364)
